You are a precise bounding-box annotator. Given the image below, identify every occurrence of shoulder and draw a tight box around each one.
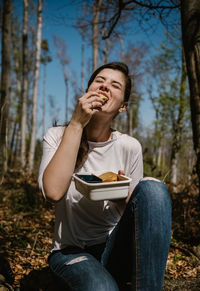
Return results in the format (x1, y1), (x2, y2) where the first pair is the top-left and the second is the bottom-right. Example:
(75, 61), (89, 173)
(115, 131), (142, 153)
(43, 126), (65, 148)
(113, 132), (142, 155)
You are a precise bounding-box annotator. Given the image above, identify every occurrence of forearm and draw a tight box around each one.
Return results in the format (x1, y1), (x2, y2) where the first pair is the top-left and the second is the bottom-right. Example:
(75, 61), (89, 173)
(42, 91), (105, 202)
(43, 122), (83, 201)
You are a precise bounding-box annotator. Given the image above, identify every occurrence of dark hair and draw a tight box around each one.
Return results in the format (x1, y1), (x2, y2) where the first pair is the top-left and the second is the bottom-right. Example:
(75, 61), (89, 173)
(76, 62), (131, 169)
(87, 62), (131, 102)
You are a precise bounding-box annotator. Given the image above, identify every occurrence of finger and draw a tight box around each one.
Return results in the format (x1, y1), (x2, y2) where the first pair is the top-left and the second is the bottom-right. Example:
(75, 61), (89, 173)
(89, 100), (104, 110)
(118, 170), (125, 175)
(86, 92), (107, 105)
(84, 91), (100, 101)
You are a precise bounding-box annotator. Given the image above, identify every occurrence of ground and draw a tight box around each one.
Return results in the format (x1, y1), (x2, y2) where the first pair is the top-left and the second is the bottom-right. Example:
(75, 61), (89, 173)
(0, 170), (200, 290)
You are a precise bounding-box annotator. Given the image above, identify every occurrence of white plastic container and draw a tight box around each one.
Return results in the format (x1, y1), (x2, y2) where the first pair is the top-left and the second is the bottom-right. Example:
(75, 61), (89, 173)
(73, 172), (132, 201)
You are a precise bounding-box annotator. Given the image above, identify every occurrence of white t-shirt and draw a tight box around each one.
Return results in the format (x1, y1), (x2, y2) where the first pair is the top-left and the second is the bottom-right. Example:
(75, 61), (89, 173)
(38, 126), (143, 252)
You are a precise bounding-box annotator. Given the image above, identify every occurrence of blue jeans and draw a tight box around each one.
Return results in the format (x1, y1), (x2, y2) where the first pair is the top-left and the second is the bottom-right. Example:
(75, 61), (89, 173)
(48, 180), (172, 291)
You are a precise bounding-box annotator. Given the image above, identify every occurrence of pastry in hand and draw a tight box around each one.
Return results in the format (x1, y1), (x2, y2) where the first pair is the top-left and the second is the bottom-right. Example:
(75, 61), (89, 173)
(99, 94), (108, 102)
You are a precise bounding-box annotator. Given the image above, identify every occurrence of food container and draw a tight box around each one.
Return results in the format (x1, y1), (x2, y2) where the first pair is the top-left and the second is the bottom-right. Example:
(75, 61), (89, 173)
(73, 172), (132, 201)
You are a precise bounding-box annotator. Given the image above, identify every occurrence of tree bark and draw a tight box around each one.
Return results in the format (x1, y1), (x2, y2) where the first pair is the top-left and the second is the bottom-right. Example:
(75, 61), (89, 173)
(42, 62), (46, 137)
(102, 37), (110, 64)
(29, 0), (43, 173)
(81, 0), (86, 95)
(0, 0), (12, 183)
(20, 0), (29, 169)
(63, 67), (69, 123)
(157, 141), (163, 168)
(92, 0), (102, 71)
(8, 121), (18, 167)
(119, 34), (125, 60)
(170, 49), (187, 188)
(53, 36), (70, 123)
(181, 0), (200, 192)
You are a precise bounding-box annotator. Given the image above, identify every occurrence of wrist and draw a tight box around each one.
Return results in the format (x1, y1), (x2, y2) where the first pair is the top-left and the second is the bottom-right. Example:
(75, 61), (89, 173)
(68, 120), (84, 132)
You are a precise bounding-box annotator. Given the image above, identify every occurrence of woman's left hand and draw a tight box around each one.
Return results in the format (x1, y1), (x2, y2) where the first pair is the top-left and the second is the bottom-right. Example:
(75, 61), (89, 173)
(118, 170), (125, 176)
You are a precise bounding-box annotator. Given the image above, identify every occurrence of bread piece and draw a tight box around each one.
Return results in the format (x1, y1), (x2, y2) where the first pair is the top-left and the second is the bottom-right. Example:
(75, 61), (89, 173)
(99, 94), (108, 102)
(98, 172), (118, 182)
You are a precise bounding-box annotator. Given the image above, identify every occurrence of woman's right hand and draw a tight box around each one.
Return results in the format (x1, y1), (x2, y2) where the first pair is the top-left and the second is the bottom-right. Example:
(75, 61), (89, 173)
(42, 92), (105, 202)
(71, 91), (105, 128)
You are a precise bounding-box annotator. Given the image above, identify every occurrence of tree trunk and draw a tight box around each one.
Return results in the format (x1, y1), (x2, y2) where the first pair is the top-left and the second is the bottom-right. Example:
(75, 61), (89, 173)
(21, 0), (29, 169)
(8, 121), (17, 167)
(53, 36), (70, 123)
(81, 0), (85, 95)
(29, 0), (43, 173)
(42, 63), (46, 137)
(170, 49), (187, 189)
(0, 0), (12, 183)
(181, 0), (200, 193)
(81, 38), (85, 94)
(119, 34), (125, 60)
(92, 0), (102, 70)
(157, 142), (162, 168)
(127, 105), (133, 137)
(102, 37), (110, 64)
(63, 68), (69, 123)
(171, 152), (178, 185)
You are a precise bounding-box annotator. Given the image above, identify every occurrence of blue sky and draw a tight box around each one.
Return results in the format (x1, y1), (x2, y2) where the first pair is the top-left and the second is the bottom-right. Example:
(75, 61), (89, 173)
(28, 0), (180, 138)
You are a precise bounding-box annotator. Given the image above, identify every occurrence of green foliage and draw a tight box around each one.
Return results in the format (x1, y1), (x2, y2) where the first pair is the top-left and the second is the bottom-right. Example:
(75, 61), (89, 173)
(40, 39), (52, 64)
(173, 253), (183, 263)
(144, 31), (191, 181)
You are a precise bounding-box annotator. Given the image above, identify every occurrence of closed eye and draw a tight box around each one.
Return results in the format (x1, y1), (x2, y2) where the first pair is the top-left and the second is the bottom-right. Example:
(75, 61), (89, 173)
(112, 84), (121, 89)
(112, 82), (122, 89)
(95, 79), (103, 83)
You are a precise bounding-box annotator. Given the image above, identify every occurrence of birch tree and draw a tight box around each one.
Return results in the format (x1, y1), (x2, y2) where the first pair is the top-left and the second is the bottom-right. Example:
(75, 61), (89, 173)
(20, 0), (28, 169)
(29, 0), (43, 173)
(0, 0), (12, 182)
(170, 49), (187, 187)
(81, 0), (86, 94)
(92, 0), (102, 70)
(53, 36), (70, 123)
(41, 39), (51, 137)
(9, 11), (22, 167)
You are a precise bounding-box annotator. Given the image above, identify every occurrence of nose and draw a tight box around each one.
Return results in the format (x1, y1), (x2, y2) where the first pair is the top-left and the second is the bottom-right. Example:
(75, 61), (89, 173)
(99, 84), (109, 92)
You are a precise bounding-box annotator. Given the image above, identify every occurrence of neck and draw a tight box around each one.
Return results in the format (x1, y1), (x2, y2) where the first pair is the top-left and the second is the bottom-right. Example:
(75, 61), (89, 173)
(86, 116), (112, 142)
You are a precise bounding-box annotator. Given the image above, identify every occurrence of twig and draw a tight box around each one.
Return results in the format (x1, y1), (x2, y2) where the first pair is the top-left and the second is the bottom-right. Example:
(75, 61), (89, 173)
(31, 232), (41, 256)
(170, 242), (200, 260)
(162, 169), (171, 182)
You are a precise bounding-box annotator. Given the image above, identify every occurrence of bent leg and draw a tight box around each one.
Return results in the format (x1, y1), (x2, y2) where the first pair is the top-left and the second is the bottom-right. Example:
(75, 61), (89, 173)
(49, 251), (119, 291)
(102, 179), (172, 291)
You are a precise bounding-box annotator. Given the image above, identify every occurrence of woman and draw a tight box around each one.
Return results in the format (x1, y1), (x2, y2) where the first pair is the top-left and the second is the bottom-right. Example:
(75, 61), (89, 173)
(38, 62), (171, 291)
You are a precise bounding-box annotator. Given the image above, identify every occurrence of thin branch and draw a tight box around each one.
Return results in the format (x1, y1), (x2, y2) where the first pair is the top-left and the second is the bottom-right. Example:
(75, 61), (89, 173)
(102, 0), (180, 39)
(123, 0), (180, 9)
(102, 10), (122, 39)
(30, 231), (41, 256)
(170, 242), (200, 260)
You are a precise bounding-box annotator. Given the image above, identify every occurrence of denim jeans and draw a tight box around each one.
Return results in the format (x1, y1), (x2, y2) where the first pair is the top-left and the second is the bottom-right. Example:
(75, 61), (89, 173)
(48, 180), (172, 291)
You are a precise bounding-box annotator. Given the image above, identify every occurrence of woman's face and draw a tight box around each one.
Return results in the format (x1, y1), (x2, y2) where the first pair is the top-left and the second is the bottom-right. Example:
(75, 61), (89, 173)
(88, 68), (127, 115)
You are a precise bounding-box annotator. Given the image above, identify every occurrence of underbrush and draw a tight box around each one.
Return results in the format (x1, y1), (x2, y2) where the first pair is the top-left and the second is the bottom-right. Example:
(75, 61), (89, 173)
(0, 169), (200, 289)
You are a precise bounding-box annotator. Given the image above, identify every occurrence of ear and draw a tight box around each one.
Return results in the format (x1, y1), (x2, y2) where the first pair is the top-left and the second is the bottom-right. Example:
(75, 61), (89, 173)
(118, 102), (128, 113)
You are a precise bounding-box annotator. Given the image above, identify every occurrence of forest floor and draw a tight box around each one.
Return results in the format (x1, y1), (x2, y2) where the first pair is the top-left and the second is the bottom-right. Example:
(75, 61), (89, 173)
(0, 169), (200, 290)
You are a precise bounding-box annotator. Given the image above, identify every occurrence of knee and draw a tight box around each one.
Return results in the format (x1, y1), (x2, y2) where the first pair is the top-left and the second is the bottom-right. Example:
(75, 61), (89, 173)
(81, 266), (119, 291)
(135, 177), (171, 207)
